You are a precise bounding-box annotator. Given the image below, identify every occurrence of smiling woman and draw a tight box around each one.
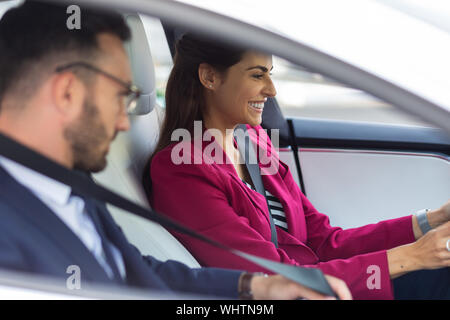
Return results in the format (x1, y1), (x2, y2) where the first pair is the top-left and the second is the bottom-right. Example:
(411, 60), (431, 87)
(200, 51), (276, 128)
(144, 33), (277, 191)
(146, 30), (450, 300)
(147, 33), (246, 164)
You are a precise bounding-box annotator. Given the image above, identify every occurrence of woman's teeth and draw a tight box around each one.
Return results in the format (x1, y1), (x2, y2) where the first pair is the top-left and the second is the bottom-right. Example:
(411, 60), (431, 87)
(248, 102), (264, 109)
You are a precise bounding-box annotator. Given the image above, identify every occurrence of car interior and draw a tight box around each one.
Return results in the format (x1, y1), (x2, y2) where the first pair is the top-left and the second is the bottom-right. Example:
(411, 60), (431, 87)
(90, 13), (450, 270)
(0, 2), (449, 295)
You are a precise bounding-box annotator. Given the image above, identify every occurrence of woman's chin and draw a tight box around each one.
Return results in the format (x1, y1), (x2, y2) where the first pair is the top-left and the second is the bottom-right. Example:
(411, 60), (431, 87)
(247, 116), (262, 127)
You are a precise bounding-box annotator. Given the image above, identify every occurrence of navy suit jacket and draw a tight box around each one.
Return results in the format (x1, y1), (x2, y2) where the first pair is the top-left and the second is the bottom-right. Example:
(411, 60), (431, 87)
(0, 165), (241, 298)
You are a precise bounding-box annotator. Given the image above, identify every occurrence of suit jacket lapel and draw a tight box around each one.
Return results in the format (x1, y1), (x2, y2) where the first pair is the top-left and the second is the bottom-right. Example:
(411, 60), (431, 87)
(92, 201), (173, 290)
(93, 201), (148, 285)
(0, 166), (112, 283)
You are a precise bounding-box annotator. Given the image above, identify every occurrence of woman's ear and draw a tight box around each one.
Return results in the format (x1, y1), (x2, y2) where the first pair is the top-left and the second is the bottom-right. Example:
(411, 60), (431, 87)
(198, 63), (218, 90)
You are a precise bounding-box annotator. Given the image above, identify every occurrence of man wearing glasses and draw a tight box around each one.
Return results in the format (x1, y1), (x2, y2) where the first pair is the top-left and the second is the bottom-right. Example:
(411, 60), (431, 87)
(0, 1), (351, 300)
(52, 59), (142, 173)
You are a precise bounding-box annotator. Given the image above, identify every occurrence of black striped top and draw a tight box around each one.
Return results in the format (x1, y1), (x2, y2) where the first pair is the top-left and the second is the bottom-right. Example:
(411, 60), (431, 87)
(242, 180), (288, 232)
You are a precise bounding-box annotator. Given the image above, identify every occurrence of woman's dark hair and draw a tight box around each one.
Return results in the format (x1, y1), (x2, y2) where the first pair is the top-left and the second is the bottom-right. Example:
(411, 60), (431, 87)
(143, 33), (245, 195)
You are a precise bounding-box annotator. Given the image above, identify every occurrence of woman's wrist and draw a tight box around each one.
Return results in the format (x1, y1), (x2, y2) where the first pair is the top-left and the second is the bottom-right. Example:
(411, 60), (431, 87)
(427, 207), (447, 229)
(387, 244), (420, 279)
(412, 208), (447, 240)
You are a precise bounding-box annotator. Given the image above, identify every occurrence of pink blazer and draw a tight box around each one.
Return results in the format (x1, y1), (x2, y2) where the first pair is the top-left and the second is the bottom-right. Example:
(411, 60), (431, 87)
(149, 124), (416, 299)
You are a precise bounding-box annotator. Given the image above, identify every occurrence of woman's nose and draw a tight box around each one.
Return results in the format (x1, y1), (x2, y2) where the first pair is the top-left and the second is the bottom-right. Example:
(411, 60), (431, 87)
(263, 77), (277, 98)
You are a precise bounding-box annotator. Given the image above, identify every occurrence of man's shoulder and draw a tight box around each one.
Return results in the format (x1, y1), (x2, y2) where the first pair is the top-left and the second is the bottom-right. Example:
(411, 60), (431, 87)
(0, 181), (26, 222)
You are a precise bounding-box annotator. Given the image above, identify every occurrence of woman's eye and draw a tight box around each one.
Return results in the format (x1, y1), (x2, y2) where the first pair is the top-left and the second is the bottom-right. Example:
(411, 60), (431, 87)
(252, 73), (273, 79)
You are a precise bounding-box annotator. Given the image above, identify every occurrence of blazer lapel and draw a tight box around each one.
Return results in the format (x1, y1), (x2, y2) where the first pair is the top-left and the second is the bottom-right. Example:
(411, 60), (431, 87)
(227, 171), (274, 227)
(0, 166), (112, 283)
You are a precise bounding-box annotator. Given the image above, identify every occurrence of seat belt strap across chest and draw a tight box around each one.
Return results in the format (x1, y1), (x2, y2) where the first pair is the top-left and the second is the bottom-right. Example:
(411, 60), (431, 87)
(234, 124), (278, 248)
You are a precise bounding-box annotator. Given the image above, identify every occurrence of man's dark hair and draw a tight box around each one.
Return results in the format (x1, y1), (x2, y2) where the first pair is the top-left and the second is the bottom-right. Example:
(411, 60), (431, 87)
(0, 0), (131, 109)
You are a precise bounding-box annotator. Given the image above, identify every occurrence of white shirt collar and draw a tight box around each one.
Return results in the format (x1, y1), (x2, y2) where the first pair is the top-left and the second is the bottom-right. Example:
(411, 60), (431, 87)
(0, 155), (72, 206)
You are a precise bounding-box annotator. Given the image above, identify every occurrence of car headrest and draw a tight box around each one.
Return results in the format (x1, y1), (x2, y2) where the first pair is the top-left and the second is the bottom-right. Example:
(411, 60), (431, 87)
(124, 13), (156, 115)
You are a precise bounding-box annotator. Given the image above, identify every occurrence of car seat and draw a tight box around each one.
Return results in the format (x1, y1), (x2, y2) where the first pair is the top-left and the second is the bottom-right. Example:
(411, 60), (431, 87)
(93, 13), (200, 268)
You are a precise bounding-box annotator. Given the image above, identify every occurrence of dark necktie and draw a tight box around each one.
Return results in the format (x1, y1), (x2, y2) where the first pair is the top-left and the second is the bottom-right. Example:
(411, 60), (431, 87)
(73, 191), (124, 283)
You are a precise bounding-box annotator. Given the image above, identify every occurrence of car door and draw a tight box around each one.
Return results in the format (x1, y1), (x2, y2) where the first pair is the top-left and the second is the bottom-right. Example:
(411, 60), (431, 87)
(263, 95), (450, 229)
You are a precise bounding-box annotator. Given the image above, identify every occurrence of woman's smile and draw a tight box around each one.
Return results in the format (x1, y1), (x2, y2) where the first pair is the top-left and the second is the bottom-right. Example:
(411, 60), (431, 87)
(248, 101), (265, 113)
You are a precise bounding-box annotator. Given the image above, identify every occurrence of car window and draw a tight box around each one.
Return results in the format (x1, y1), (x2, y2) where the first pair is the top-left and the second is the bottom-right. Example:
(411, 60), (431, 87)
(272, 56), (435, 127)
(137, 14), (437, 127)
(136, 18), (434, 128)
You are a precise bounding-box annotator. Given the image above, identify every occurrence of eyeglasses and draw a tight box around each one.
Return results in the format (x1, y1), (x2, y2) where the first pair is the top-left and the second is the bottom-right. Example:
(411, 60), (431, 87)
(55, 62), (141, 114)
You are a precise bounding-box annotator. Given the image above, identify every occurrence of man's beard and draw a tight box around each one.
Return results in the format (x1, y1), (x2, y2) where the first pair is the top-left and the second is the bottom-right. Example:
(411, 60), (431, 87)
(64, 97), (111, 173)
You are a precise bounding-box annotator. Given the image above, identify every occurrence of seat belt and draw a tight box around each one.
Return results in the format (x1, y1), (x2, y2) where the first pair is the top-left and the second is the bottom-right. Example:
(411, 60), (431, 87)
(234, 124), (278, 248)
(0, 132), (336, 298)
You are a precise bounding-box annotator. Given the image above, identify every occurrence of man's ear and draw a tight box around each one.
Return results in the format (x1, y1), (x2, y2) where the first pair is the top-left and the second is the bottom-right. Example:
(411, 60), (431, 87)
(198, 63), (220, 91)
(51, 71), (85, 119)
